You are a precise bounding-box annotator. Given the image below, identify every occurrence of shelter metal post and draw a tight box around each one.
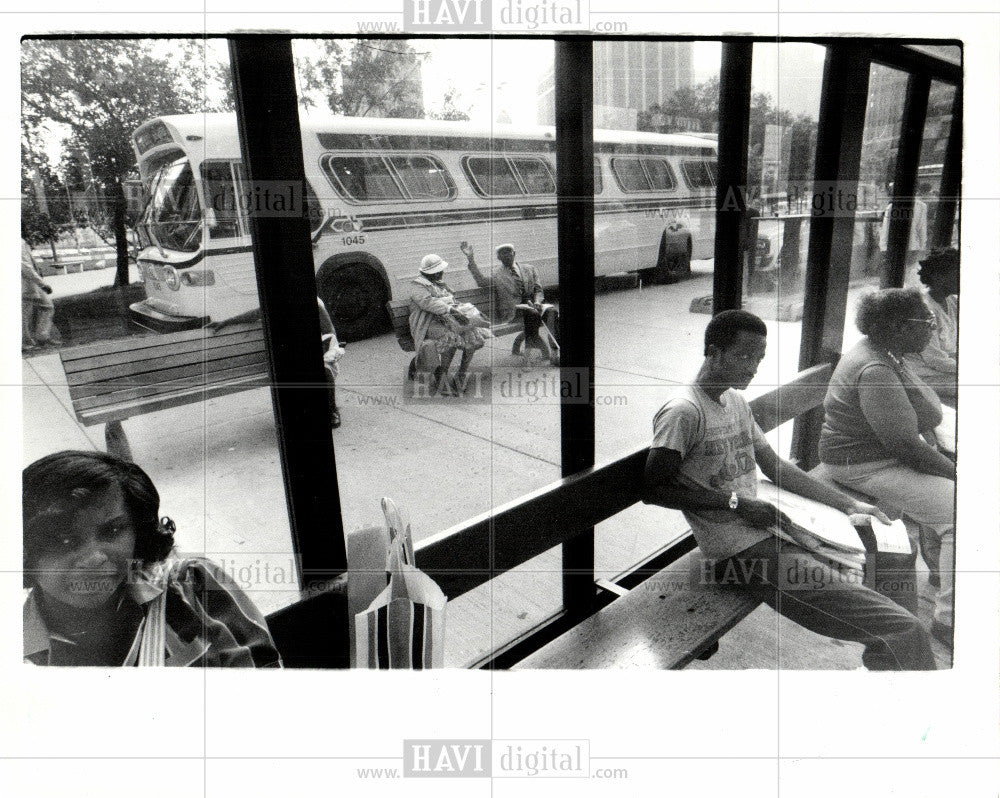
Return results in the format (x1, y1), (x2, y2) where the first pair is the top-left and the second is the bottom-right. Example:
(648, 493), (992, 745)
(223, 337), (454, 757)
(229, 37), (347, 590)
(792, 44), (872, 468)
(555, 38), (596, 616)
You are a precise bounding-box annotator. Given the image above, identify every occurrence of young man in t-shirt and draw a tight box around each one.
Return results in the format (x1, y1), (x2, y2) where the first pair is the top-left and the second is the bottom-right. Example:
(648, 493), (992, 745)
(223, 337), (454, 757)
(643, 309), (937, 670)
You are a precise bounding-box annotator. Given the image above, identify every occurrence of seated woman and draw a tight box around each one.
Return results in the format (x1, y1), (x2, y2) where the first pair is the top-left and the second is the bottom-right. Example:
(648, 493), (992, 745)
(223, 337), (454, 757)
(818, 288), (956, 648)
(408, 253), (484, 395)
(904, 247), (958, 408)
(23, 451), (282, 667)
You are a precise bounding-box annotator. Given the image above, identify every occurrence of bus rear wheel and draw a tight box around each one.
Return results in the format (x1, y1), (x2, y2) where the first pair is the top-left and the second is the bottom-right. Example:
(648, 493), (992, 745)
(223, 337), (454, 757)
(318, 262), (390, 342)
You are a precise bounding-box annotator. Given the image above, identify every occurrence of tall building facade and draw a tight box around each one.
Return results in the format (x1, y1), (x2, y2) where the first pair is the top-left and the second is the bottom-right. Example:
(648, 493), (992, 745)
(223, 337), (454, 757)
(537, 42), (693, 129)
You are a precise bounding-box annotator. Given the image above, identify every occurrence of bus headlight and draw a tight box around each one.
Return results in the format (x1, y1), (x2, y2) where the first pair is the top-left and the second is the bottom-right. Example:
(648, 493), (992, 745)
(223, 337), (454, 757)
(180, 270), (216, 287)
(163, 265), (180, 291)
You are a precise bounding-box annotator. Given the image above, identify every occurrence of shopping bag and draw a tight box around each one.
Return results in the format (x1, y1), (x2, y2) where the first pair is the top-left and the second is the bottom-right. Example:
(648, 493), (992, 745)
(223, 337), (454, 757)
(354, 500), (447, 669)
(347, 499), (447, 670)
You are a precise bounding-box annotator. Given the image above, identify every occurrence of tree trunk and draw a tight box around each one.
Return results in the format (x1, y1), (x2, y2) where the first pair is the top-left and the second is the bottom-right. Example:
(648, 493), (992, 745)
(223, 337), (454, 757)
(111, 177), (130, 287)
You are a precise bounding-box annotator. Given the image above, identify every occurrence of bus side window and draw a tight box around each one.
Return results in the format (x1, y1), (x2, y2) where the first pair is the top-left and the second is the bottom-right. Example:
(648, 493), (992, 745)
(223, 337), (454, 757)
(643, 159), (677, 191)
(611, 157), (651, 192)
(387, 155), (455, 200)
(325, 156), (403, 202)
(202, 162), (241, 239)
(705, 160), (718, 187)
(593, 157), (603, 194)
(510, 157), (555, 195)
(682, 160), (714, 190)
(463, 156), (522, 197)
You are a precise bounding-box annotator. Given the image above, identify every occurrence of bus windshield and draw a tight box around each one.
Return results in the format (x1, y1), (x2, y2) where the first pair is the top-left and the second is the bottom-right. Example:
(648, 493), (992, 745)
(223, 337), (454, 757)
(149, 157), (203, 253)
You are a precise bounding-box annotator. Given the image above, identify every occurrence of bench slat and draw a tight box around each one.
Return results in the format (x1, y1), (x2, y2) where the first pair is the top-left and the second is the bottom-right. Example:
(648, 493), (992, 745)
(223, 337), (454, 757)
(71, 361), (272, 416)
(65, 340), (267, 393)
(66, 341), (265, 389)
(68, 351), (269, 406)
(514, 549), (762, 670)
(58, 322), (263, 363)
(76, 374), (272, 426)
(60, 329), (265, 374)
(750, 363), (832, 431)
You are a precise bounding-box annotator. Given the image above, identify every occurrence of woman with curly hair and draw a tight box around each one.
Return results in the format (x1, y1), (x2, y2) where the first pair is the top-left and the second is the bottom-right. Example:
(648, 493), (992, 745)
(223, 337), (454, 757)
(819, 288), (956, 648)
(23, 451), (281, 667)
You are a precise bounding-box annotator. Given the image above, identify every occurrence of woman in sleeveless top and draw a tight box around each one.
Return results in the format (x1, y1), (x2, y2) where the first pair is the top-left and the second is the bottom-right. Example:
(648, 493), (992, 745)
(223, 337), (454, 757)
(819, 288), (956, 647)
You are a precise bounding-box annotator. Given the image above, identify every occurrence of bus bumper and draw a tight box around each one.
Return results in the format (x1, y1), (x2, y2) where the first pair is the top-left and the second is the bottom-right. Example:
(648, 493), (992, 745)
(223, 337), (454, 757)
(128, 299), (207, 333)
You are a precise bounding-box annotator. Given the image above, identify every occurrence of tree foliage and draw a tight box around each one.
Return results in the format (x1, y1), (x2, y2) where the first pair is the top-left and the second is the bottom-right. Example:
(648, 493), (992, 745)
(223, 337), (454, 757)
(21, 39), (230, 285)
(638, 76), (818, 203)
(297, 40), (428, 119)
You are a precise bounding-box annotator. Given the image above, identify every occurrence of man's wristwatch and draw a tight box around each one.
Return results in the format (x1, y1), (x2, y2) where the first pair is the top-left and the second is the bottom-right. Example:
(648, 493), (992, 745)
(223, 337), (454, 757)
(729, 491), (740, 511)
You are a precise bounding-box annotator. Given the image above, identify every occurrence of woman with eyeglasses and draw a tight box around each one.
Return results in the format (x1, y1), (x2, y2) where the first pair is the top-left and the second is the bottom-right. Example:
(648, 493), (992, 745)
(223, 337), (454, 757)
(818, 288), (956, 649)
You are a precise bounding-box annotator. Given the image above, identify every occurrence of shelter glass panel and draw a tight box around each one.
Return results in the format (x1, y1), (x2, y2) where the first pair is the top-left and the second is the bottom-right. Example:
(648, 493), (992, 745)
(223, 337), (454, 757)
(292, 37), (563, 666)
(20, 38), (299, 625)
(592, 40), (722, 582)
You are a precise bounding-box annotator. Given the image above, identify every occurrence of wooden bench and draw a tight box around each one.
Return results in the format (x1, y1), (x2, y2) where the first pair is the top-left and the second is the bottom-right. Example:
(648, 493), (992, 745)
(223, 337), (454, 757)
(59, 321), (269, 460)
(387, 286), (526, 355)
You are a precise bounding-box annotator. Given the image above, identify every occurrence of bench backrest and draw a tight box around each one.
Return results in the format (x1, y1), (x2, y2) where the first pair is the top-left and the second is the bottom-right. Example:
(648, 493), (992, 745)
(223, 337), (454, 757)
(59, 322), (268, 425)
(414, 362), (833, 599)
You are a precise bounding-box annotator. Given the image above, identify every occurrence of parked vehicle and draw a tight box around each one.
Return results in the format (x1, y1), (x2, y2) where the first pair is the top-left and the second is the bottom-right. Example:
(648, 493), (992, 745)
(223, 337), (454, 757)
(130, 114), (719, 339)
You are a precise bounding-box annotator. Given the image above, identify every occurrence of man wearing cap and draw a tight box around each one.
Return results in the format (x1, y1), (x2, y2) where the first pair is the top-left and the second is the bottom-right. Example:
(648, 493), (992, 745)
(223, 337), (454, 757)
(460, 241), (559, 365)
(408, 253), (475, 395)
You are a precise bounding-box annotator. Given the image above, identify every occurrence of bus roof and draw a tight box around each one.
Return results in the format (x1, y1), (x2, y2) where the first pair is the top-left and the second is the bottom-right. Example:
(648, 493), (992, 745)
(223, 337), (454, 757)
(141, 112), (718, 159)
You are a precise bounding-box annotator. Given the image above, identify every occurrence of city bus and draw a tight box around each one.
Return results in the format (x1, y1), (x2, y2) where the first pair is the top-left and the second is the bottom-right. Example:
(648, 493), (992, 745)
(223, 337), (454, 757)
(130, 113), (719, 339)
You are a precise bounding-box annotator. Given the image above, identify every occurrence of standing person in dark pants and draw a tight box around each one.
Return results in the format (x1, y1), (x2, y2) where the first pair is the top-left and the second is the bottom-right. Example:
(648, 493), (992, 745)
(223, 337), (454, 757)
(461, 241), (559, 365)
(643, 310), (937, 670)
(21, 239), (55, 352)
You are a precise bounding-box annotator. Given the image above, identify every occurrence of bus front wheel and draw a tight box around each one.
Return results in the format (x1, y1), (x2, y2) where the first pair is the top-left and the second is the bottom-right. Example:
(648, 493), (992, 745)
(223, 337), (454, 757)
(318, 262), (390, 342)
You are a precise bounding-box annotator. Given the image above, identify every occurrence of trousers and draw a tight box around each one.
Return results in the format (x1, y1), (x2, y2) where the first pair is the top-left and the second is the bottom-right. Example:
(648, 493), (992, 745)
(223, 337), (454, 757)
(822, 459), (955, 627)
(715, 536), (937, 670)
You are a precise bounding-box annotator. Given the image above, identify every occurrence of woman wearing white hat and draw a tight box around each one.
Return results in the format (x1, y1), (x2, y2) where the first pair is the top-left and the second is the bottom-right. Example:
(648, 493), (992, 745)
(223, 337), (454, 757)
(408, 253), (479, 395)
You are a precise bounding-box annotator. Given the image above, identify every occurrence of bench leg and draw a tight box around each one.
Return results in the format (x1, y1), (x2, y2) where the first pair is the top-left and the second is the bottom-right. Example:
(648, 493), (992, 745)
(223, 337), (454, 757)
(105, 420), (134, 462)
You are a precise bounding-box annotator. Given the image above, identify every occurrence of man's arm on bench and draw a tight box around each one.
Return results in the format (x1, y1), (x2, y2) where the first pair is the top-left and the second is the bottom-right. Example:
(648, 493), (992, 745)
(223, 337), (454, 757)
(643, 447), (791, 530)
(751, 431), (890, 522)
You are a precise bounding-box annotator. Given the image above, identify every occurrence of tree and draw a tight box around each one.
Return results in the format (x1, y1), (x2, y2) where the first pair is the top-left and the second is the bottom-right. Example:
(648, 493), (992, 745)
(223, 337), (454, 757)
(21, 39), (230, 286)
(317, 40), (427, 119)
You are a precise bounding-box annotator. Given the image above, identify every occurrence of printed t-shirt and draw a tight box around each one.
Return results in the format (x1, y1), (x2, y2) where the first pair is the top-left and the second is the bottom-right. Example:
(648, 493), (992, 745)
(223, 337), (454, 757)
(651, 385), (771, 561)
